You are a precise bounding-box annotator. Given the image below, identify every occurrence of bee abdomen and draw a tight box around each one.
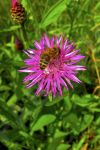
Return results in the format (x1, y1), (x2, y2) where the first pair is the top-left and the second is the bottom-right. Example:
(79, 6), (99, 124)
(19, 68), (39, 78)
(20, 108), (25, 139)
(40, 60), (49, 70)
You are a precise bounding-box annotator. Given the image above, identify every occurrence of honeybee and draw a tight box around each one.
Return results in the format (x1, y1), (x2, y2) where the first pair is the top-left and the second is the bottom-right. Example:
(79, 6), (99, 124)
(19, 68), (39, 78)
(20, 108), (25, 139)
(40, 47), (60, 70)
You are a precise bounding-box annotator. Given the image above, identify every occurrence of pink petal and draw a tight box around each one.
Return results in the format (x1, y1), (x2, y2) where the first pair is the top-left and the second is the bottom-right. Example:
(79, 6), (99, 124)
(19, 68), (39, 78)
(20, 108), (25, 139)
(51, 37), (55, 47)
(60, 78), (68, 90)
(44, 34), (50, 47)
(26, 73), (43, 88)
(71, 55), (85, 61)
(65, 65), (86, 71)
(34, 41), (42, 50)
(24, 57), (39, 65)
(63, 39), (68, 50)
(40, 37), (45, 49)
(19, 69), (34, 73)
(56, 35), (62, 46)
(65, 50), (79, 59)
(51, 80), (57, 97)
(12, 0), (17, 7)
(23, 50), (34, 59)
(65, 43), (75, 53)
(45, 79), (51, 94)
(64, 76), (73, 89)
(56, 76), (62, 96)
(23, 71), (42, 82)
(35, 79), (45, 95)
(68, 74), (81, 83)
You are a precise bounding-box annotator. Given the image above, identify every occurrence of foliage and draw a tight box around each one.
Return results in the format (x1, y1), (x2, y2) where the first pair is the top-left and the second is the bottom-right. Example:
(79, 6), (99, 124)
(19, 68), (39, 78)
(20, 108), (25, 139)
(0, 0), (100, 149)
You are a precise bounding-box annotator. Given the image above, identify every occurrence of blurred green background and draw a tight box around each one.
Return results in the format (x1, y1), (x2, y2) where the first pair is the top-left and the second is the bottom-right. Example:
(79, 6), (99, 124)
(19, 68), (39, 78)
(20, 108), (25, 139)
(0, 0), (100, 150)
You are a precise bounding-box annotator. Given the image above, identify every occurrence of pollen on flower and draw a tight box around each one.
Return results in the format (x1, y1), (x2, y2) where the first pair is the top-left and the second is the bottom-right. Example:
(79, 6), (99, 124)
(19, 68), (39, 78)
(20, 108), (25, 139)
(44, 68), (50, 74)
(19, 34), (86, 97)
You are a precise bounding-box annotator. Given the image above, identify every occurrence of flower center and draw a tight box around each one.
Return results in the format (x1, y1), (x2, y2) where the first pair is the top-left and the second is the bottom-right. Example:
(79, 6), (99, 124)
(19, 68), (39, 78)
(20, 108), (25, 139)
(43, 55), (64, 74)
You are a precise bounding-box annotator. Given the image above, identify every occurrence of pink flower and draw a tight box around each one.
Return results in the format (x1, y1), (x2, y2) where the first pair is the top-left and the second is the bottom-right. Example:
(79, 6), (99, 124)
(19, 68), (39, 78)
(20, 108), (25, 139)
(19, 34), (86, 96)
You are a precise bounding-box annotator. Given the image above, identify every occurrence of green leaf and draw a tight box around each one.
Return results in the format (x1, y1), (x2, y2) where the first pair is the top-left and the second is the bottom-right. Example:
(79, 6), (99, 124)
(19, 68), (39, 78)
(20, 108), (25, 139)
(0, 26), (20, 33)
(80, 114), (94, 132)
(64, 113), (78, 124)
(73, 135), (87, 150)
(64, 113), (80, 134)
(40, 0), (66, 28)
(54, 129), (68, 138)
(47, 139), (63, 150)
(0, 130), (21, 142)
(57, 144), (70, 150)
(72, 94), (91, 107)
(0, 99), (25, 129)
(45, 99), (61, 106)
(95, 117), (100, 125)
(89, 108), (100, 113)
(30, 114), (56, 133)
(64, 96), (72, 112)
(0, 85), (11, 91)
(7, 94), (17, 106)
(19, 131), (30, 139)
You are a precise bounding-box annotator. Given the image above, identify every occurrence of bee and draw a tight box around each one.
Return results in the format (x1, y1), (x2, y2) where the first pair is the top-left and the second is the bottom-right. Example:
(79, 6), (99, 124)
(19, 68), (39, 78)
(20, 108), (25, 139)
(40, 47), (60, 70)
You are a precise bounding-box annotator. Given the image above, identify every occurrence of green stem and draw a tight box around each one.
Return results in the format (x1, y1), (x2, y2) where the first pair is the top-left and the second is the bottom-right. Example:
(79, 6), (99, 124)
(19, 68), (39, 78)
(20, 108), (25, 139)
(20, 24), (29, 49)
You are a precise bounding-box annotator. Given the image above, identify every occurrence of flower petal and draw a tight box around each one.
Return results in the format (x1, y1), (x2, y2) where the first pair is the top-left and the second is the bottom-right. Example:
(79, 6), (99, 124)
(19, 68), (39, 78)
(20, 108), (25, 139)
(40, 37), (45, 49)
(60, 77), (68, 90)
(65, 50), (79, 59)
(56, 75), (62, 96)
(23, 50), (34, 58)
(65, 43), (75, 53)
(45, 79), (51, 94)
(51, 80), (57, 97)
(51, 37), (55, 47)
(63, 75), (73, 89)
(35, 79), (45, 95)
(56, 35), (62, 46)
(68, 74), (81, 83)
(71, 55), (85, 61)
(26, 73), (43, 88)
(34, 41), (42, 50)
(19, 68), (34, 73)
(63, 39), (68, 50)
(44, 34), (50, 47)
(23, 72), (41, 82)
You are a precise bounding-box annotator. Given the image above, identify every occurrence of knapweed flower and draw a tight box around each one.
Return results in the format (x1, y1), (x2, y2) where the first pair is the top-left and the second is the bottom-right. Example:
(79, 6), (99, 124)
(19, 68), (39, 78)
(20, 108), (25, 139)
(19, 34), (86, 96)
(11, 0), (26, 24)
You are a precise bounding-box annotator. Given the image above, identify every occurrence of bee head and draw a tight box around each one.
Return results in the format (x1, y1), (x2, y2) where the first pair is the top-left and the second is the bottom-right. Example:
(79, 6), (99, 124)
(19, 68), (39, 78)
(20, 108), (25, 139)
(41, 53), (50, 61)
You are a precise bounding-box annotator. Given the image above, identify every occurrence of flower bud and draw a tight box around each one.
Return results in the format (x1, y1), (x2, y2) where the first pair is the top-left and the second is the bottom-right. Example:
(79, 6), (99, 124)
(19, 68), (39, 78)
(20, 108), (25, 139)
(11, 0), (26, 24)
(15, 38), (24, 51)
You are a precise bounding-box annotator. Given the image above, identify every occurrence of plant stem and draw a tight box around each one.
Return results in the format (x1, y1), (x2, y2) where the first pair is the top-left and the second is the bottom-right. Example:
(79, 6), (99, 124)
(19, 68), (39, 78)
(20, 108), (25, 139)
(92, 50), (100, 85)
(20, 24), (29, 49)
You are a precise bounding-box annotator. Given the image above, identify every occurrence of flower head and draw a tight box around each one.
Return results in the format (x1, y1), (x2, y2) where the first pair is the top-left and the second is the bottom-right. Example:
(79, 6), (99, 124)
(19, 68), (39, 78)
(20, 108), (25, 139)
(19, 34), (86, 96)
(11, 0), (26, 24)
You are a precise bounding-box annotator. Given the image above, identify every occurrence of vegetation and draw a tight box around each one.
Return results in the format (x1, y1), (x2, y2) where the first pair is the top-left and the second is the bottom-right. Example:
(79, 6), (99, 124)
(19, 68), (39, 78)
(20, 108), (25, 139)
(0, 0), (100, 149)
